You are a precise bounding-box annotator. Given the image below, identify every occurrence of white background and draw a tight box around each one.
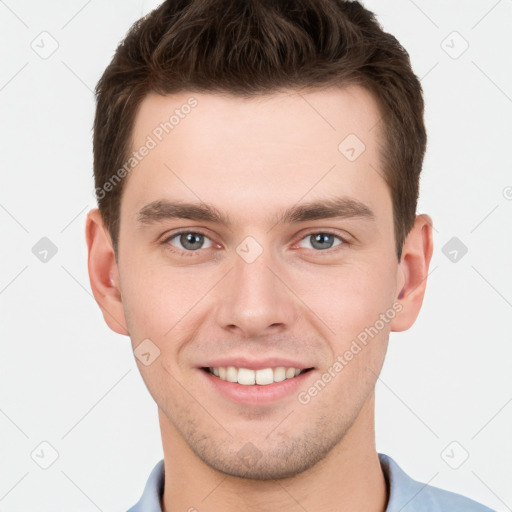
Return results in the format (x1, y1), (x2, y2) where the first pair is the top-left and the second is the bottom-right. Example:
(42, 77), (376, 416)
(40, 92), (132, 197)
(0, 0), (511, 510)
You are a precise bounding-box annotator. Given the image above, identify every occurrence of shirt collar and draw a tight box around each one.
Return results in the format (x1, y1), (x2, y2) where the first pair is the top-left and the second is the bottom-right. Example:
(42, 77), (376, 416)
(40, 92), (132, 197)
(379, 453), (438, 511)
(127, 459), (164, 512)
(127, 453), (478, 512)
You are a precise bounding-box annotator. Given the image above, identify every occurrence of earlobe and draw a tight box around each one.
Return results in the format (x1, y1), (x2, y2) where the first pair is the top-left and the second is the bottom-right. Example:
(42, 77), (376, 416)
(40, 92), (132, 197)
(390, 214), (434, 332)
(85, 209), (129, 336)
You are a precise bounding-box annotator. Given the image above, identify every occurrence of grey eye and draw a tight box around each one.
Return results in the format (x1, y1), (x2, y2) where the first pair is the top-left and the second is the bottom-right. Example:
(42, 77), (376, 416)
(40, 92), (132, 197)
(168, 232), (213, 251)
(299, 233), (343, 251)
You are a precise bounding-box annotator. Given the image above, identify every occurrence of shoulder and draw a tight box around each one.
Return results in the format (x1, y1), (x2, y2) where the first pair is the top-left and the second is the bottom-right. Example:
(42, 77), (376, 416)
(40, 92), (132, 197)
(378, 453), (495, 512)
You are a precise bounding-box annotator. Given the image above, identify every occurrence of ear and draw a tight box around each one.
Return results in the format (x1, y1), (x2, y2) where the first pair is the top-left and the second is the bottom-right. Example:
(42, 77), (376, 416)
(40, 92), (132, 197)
(390, 214), (434, 332)
(85, 208), (129, 336)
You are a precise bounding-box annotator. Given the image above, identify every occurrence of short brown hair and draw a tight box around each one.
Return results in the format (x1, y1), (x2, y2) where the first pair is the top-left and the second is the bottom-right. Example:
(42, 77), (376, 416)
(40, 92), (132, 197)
(93, 0), (426, 261)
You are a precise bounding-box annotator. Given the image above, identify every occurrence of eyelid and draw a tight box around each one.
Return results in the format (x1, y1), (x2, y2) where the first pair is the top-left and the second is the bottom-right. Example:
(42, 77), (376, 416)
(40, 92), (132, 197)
(296, 228), (352, 244)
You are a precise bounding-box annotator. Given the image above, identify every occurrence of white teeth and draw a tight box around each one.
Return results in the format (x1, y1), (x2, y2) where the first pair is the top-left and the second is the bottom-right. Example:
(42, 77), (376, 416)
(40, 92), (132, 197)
(208, 366), (307, 385)
(285, 367), (296, 379)
(273, 367), (286, 382)
(255, 368), (273, 385)
(226, 366), (238, 383)
(237, 368), (256, 385)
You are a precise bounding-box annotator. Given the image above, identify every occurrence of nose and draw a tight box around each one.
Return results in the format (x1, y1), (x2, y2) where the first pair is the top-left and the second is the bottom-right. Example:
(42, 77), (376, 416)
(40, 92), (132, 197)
(214, 246), (298, 338)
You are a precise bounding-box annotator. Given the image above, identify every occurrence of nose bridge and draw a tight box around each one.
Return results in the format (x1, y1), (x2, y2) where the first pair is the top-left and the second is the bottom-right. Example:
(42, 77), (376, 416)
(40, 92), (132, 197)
(214, 240), (297, 336)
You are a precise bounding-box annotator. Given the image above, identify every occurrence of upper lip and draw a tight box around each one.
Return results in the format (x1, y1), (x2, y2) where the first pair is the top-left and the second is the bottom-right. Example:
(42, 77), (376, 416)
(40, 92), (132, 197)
(199, 357), (314, 370)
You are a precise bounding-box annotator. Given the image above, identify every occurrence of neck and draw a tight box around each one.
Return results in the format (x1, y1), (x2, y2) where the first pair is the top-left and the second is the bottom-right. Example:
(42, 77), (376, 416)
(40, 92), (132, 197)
(159, 393), (388, 512)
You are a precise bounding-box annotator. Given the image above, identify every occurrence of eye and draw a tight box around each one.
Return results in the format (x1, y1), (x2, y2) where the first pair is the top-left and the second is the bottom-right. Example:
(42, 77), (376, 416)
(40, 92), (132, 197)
(164, 231), (214, 252)
(297, 232), (346, 251)
(161, 229), (349, 257)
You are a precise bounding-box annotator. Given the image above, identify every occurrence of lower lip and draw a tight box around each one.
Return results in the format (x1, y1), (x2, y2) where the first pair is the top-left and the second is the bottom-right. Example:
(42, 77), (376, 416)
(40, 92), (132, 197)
(199, 368), (315, 405)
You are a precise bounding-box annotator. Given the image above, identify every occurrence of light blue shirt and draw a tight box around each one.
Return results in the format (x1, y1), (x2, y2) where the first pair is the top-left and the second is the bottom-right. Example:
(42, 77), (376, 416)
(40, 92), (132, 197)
(127, 453), (495, 511)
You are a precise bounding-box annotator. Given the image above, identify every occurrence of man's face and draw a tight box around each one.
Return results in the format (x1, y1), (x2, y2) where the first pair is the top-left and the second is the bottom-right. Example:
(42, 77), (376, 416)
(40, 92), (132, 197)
(116, 86), (402, 478)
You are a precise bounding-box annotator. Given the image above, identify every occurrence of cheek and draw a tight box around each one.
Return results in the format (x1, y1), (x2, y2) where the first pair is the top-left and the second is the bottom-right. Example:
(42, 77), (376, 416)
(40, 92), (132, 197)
(293, 259), (397, 339)
(119, 257), (216, 351)
(118, 263), (198, 402)
(298, 265), (394, 408)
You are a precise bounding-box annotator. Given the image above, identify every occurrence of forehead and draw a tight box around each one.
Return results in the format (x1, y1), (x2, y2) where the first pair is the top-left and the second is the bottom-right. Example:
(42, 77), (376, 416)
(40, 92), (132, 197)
(121, 86), (389, 226)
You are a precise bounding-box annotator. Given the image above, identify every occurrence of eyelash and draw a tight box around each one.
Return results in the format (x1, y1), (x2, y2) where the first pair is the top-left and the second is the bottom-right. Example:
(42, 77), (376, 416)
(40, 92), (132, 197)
(160, 229), (351, 257)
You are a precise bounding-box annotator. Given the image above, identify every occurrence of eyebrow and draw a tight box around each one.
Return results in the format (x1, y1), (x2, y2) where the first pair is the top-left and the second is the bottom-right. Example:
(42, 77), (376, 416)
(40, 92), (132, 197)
(136, 197), (375, 227)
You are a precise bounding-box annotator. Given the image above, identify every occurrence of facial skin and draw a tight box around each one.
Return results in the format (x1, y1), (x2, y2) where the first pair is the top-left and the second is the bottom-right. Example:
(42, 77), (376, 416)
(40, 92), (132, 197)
(86, 86), (433, 512)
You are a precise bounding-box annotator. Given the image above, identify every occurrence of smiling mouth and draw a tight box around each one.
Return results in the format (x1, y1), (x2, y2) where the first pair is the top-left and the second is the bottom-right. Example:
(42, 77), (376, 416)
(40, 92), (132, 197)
(201, 366), (314, 386)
